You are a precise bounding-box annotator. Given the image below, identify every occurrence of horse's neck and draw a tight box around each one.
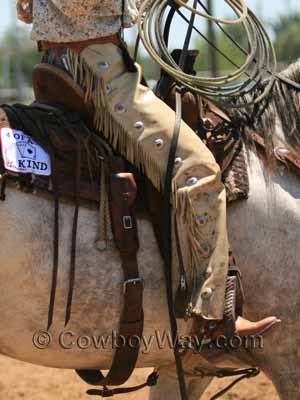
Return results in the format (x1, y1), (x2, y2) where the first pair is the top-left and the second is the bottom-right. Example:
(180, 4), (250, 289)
(227, 150), (300, 319)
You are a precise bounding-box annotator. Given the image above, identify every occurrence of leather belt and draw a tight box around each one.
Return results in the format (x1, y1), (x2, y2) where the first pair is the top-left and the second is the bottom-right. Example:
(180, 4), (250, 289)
(38, 33), (121, 52)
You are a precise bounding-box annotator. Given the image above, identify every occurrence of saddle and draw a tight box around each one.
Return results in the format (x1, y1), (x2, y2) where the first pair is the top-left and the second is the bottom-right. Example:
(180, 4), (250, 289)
(0, 101), (160, 397)
(32, 63), (93, 121)
(2, 62), (167, 396)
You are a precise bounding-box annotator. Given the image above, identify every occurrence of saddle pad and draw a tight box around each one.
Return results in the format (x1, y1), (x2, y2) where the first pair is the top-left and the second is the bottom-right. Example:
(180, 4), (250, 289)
(0, 127), (51, 176)
(0, 104), (106, 204)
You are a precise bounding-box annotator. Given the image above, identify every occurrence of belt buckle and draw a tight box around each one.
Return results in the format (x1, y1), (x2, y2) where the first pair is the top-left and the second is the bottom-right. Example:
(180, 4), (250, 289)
(123, 278), (144, 294)
(123, 215), (133, 230)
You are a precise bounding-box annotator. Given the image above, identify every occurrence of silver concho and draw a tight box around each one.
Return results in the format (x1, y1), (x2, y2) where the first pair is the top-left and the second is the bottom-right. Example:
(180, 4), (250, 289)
(154, 138), (164, 149)
(97, 61), (110, 70)
(201, 287), (213, 300)
(200, 243), (211, 257)
(197, 215), (206, 224)
(105, 83), (112, 94)
(174, 157), (183, 167)
(114, 103), (127, 114)
(186, 176), (198, 186)
(202, 118), (214, 131)
(134, 121), (144, 131)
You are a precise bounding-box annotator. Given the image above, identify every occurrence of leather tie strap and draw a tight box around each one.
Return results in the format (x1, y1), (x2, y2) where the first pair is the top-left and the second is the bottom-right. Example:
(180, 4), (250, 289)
(86, 371), (159, 397)
(209, 367), (260, 400)
(76, 157), (145, 389)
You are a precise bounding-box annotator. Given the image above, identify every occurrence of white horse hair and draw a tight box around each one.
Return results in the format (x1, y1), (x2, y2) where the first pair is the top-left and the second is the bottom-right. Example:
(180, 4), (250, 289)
(1, 60), (300, 399)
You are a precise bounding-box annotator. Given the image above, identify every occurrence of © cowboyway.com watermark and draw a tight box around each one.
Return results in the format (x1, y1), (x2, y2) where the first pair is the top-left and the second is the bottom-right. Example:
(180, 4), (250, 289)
(32, 330), (264, 354)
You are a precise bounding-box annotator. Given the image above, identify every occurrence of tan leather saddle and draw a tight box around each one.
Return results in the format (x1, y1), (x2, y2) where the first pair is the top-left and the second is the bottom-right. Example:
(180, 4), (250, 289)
(32, 63), (93, 121)
(28, 63), (101, 202)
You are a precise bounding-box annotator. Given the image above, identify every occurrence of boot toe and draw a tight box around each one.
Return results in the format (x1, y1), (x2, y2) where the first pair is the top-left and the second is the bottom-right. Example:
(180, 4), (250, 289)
(235, 316), (281, 337)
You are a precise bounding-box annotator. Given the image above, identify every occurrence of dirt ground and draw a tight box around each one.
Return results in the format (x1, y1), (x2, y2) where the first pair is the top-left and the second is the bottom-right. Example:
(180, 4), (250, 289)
(0, 355), (279, 400)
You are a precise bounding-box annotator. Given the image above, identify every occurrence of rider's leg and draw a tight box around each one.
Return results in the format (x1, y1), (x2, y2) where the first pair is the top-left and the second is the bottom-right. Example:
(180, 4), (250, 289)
(70, 43), (228, 322)
(42, 43), (278, 336)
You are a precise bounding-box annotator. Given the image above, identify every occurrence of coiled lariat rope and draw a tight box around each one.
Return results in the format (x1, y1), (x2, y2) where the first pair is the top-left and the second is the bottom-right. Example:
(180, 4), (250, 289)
(138, 0), (278, 108)
(171, 0), (248, 24)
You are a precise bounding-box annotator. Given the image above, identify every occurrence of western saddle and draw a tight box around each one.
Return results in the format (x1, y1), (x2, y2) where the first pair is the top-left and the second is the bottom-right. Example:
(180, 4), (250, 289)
(32, 63), (92, 121)
(0, 62), (161, 397)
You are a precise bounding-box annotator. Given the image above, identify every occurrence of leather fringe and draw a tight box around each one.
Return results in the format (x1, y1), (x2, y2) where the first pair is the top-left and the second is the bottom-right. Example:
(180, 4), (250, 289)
(175, 184), (208, 302)
(66, 49), (164, 193)
(66, 48), (205, 303)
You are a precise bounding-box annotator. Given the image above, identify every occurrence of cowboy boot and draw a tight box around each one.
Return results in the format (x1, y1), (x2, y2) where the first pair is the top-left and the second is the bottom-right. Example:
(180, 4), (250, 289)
(205, 256), (281, 340)
(206, 315), (280, 340)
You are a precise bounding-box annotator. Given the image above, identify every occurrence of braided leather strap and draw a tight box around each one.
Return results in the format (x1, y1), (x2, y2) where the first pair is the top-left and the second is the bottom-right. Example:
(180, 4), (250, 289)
(223, 275), (237, 338)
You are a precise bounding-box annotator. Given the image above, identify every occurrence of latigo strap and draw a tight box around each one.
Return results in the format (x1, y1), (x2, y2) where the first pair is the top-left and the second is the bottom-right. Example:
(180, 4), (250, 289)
(76, 157), (157, 395)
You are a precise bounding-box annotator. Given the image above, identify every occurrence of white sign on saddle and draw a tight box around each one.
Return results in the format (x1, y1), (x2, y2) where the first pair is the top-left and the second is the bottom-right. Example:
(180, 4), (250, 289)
(0, 127), (51, 176)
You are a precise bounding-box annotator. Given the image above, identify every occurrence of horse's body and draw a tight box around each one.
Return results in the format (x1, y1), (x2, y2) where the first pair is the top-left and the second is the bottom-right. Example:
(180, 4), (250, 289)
(227, 150), (300, 400)
(0, 184), (193, 369)
(149, 148), (300, 400)
(0, 134), (299, 399)
(2, 57), (300, 400)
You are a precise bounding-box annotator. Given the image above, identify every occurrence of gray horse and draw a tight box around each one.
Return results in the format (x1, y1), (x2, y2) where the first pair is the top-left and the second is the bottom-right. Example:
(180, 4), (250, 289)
(150, 60), (300, 400)
(0, 61), (300, 400)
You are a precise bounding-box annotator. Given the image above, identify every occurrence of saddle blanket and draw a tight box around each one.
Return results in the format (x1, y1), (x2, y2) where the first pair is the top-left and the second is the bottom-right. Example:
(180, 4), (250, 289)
(0, 127), (51, 176)
(0, 104), (108, 204)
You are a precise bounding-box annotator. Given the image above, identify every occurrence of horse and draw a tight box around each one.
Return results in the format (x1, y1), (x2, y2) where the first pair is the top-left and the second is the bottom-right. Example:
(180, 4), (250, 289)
(0, 60), (300, 400)
(150, 147), (300, 400)
(148, 60), (300, 399)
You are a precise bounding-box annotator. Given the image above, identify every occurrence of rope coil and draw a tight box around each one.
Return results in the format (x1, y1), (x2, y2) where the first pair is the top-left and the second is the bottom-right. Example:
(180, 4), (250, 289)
(138, 0), (277, 108)
(172, 0), (248, 25)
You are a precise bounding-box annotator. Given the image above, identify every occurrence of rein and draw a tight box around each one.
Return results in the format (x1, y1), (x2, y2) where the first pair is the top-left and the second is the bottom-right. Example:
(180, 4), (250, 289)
(132, 2), (267, 398)
(160, 1), (200, 398)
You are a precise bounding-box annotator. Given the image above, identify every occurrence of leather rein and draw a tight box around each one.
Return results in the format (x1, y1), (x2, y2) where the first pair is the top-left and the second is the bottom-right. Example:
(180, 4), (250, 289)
(151, 3), (261, 400)
(134, 3), (266, 400)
